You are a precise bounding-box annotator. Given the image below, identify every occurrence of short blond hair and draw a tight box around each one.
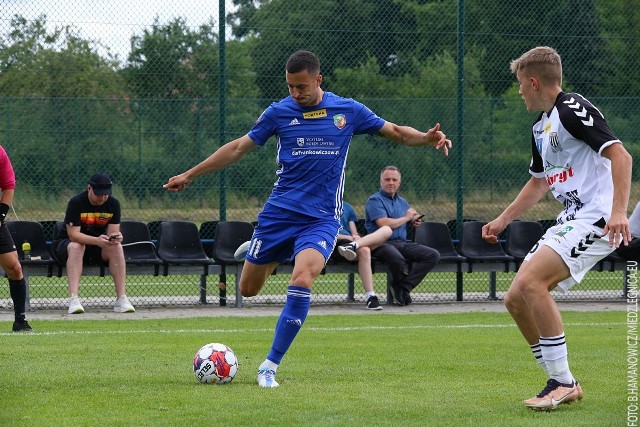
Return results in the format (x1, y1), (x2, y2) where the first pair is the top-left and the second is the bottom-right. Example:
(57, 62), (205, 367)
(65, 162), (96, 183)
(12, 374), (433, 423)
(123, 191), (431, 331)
(510, 46), (563, 86)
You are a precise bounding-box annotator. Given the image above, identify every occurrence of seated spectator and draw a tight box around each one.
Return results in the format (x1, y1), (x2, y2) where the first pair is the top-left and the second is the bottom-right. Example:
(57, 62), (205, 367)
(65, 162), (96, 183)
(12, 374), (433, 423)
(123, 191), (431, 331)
(54, 173), (134, 314)
(332, 201), (391, 310)
(365, 166), (440, 306)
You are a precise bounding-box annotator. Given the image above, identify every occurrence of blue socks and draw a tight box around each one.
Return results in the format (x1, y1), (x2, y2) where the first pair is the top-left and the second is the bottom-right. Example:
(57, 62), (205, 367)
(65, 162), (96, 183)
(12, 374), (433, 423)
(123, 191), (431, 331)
(265, 285), (311, 365)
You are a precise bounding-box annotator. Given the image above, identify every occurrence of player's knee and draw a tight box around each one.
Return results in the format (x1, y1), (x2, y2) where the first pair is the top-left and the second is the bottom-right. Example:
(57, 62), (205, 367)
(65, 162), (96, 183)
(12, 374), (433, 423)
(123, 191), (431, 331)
(3, 259), (22, 279)
(240, 282), (259, 297)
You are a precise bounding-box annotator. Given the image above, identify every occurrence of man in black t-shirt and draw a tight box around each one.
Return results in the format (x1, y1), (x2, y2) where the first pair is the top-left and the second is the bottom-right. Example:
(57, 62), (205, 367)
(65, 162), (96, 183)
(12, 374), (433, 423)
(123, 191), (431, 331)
(54, 173), (134, 314)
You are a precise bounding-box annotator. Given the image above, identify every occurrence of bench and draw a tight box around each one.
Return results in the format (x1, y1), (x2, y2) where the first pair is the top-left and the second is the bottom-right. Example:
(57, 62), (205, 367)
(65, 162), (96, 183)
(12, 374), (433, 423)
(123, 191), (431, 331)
(5, 220), (632, 310)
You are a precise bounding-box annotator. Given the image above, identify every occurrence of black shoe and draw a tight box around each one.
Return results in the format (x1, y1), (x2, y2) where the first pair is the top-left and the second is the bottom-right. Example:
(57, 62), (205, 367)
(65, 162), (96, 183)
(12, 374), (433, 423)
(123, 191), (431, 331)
(366, 295), (383, 310)
(403, 290), (412, 305)
(389, 285), (405, 306)
(12, 320), (33, 332)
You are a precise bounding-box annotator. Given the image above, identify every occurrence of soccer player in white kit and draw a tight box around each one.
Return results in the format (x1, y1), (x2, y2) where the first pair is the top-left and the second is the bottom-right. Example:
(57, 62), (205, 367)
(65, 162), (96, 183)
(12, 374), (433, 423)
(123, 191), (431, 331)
(482, 46), (633, 410)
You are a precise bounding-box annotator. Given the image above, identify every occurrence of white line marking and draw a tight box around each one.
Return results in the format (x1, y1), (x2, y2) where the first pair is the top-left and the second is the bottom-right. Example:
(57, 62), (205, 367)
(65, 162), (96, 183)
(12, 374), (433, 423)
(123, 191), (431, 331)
(0, 322), (624, 337)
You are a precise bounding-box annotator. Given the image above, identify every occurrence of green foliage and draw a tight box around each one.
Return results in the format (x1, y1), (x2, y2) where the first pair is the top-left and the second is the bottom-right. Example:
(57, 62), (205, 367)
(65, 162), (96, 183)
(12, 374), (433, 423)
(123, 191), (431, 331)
(0, 1), (638, 223)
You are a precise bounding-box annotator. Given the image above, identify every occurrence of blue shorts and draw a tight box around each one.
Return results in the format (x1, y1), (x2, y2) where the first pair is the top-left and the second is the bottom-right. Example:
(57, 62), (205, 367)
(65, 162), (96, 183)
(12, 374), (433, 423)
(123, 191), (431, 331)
(246, 204), (340, 265)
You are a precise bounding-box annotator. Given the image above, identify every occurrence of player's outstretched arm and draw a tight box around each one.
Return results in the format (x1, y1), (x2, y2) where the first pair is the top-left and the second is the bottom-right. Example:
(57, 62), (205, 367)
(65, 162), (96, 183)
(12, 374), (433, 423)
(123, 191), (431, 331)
(378, 121), (452, 156)
(163, 135), (256, 192)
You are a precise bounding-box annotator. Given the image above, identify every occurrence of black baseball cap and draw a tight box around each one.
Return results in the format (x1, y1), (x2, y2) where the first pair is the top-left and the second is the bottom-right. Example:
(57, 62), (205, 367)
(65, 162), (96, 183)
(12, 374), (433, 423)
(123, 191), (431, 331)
(88, 173), (113, 196)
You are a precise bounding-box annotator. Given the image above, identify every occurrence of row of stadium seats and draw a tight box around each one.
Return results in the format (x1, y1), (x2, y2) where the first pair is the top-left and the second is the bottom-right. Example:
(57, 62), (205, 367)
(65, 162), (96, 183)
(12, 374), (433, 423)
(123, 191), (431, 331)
(5, 219), (629, 308)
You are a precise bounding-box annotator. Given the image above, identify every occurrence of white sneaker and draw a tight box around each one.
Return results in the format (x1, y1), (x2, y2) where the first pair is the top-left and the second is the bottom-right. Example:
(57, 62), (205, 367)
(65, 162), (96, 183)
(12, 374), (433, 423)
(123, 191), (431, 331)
(114, 295), (135, 313)
(257, 368), (279, 388)
(233, 241), (251, 261)
(68, 296), (85, 314)
(337, 243), (357, 261)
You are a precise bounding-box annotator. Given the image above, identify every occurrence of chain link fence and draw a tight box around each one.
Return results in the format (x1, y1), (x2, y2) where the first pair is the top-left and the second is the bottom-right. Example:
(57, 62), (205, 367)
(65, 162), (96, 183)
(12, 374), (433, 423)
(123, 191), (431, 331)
(0, 0), (637, 309)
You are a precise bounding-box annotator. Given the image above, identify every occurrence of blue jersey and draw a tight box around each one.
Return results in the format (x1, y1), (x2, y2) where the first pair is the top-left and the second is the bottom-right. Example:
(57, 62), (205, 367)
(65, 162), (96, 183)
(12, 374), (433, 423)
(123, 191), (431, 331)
(248, 92), (385, 220)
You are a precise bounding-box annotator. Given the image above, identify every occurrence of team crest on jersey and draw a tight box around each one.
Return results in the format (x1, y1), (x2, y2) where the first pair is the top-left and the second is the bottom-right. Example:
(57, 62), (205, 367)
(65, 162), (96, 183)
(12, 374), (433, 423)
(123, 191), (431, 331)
(333, 114), (346, 129)
(297, 138), (304, 146)
(549, 132), (562, 152)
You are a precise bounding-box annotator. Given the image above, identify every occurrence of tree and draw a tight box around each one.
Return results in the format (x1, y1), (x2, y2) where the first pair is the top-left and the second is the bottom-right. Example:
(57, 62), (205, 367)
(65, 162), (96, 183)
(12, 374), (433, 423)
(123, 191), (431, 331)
(0, 15), (129, 190)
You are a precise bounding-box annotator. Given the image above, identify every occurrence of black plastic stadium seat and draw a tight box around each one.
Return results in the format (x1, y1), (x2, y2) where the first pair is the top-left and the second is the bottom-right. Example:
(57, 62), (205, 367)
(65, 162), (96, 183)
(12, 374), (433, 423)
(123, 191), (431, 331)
(39, 220), (59, 242)
(459, 221), (514, 272)
(146, 220), (163, 241)
(199, 220), (219, 258)
(119, 220), (164, 275)
(414, 221), (467, 300)
(504, 220), (544, 270)
(211, 221), (255, 265)
(6, 220), (59, 276)
(414, 221), (467, 265)
(446, 218), (479, 239)
(156, 220), (214, 275)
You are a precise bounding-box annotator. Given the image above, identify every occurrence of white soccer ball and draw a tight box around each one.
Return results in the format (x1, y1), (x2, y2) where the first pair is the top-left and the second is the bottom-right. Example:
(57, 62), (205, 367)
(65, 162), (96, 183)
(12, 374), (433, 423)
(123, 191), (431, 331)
(193, 342), (238, 384)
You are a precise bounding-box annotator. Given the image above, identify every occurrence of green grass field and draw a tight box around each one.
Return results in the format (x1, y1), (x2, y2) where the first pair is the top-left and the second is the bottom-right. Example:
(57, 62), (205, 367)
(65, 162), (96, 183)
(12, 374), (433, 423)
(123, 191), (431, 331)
(0, 311), (627, 426)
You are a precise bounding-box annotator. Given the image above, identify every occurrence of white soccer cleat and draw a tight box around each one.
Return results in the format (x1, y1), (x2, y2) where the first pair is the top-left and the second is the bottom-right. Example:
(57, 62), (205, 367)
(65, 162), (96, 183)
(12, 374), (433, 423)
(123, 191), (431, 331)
(114, 295), (135, 313)
(234, 241), (251, 261)
(68, 296), (85, 314)
(524, 379), (579, 410)
(257, 368), (279, 388)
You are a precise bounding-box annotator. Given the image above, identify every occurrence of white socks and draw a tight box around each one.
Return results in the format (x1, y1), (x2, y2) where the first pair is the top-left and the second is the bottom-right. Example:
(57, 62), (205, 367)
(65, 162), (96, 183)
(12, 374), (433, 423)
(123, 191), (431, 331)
(539, 333), (574, 385)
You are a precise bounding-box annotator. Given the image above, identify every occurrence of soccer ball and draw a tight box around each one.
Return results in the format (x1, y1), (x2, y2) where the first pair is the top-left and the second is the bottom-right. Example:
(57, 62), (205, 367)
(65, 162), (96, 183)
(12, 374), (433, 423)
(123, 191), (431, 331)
(193, 342), (238, 384)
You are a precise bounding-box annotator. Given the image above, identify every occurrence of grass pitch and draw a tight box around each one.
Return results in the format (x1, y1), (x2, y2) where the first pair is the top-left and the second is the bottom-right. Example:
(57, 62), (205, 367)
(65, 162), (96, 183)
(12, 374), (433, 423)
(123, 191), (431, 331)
(0, 311), (625, 426)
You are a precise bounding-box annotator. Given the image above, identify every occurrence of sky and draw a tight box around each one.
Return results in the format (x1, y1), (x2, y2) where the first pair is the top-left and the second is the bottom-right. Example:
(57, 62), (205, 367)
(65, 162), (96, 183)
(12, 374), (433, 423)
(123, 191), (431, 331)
(3, 0), (237, 60)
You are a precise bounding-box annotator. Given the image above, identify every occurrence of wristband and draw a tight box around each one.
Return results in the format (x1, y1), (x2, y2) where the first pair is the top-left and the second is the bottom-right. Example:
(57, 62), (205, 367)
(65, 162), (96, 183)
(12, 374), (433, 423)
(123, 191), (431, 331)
(0, 203), (9, 224)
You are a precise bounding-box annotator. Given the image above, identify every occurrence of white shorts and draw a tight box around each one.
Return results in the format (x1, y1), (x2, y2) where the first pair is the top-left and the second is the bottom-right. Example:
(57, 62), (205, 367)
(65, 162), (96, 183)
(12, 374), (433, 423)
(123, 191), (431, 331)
(524, 219), (615, 293)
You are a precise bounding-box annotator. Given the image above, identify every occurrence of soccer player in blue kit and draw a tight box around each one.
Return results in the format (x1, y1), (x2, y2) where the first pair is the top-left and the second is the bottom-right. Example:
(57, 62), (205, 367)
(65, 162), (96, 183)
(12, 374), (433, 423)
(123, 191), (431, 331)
(483, 46), (632, 410)
(164, 50), (452, 387)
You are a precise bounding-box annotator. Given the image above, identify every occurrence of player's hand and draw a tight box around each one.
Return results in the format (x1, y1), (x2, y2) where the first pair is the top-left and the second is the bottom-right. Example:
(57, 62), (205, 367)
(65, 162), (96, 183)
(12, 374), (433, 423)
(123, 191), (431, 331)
(426, 123), (452, 157)
(602, 211), (631, 248)
(482, 219), (507, 245)
(163, 173), (192, 192)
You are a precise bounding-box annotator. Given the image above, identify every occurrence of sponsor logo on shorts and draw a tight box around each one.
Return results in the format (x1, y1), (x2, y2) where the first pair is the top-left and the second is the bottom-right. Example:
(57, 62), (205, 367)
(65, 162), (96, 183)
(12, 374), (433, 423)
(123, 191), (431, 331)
(555, 225), (574, 237)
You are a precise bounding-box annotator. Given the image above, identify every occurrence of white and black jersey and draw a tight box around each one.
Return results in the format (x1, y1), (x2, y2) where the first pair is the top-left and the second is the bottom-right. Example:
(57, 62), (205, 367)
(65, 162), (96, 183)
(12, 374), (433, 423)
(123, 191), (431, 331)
(529, 91), (621, 225)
